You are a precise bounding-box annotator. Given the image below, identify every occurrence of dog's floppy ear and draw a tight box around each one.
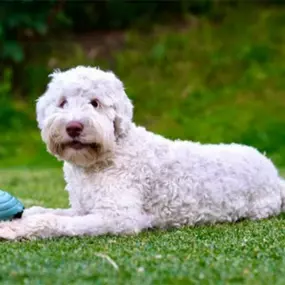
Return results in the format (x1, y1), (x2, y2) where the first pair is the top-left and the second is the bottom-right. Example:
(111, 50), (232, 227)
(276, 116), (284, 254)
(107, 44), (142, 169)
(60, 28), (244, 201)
(114, 94), (133, 138)
(105, 70), (134, 138)
(36, 94), (47, 130)
(36, 88), (53, 130)
(36, 69), (61, 130)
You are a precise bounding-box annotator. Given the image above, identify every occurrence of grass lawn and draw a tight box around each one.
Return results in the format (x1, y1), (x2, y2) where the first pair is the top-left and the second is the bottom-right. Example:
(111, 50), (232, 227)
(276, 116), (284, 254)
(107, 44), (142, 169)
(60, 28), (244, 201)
(1, 169), (285, 285)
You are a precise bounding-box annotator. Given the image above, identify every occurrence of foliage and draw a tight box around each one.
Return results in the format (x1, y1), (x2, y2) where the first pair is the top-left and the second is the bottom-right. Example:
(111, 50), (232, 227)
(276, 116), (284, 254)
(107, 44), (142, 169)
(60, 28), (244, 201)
(0, 0), (238, 64)
(0, 69), (33, 131)
(1, 169), (285, 284)
(0, 1), (56, 63)
(62, 0), (215, 31)
(1, 5), (285, 168)
(2, 6), (285, 168)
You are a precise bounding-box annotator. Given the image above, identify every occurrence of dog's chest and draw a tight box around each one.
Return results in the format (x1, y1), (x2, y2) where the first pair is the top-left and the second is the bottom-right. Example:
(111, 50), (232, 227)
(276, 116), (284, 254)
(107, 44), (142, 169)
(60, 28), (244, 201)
(64, 163), (141, 214)
(66, 173), (108, 213)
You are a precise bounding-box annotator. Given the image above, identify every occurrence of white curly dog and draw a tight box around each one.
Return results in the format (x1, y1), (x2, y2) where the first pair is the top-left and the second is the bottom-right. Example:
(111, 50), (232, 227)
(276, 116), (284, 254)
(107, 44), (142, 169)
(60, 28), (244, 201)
(1, 66), (285, 240)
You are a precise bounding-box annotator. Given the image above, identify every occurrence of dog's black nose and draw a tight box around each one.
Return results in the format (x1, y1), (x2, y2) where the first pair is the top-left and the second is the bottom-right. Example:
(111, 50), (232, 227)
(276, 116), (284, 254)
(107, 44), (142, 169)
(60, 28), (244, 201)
(66, 121), (84, 138)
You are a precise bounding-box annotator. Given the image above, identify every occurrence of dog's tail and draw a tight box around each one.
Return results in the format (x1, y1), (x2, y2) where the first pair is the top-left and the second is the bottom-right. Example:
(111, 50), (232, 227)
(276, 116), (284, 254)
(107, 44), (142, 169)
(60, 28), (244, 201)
(280, 178), (285, 211)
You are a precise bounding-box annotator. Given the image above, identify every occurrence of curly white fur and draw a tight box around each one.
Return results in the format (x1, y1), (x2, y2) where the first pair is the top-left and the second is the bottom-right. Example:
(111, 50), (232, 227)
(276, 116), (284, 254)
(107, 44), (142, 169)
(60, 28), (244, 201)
(1, 66), (285, 240)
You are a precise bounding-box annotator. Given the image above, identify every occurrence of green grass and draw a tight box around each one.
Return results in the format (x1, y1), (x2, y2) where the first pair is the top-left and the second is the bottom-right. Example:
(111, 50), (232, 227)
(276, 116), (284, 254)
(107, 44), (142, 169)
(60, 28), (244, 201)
(1, 169), (285, 285)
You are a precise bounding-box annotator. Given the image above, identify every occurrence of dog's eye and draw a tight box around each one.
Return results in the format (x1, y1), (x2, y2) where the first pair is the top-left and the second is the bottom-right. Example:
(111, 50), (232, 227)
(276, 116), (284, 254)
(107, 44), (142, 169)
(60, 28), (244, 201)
(59, 99), (67, 108)
(90, 99), (99, 108)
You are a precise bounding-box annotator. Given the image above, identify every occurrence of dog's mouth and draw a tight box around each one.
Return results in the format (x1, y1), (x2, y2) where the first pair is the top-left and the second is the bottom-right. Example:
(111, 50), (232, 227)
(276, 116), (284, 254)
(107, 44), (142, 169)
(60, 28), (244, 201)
(63, 141), (99, 150)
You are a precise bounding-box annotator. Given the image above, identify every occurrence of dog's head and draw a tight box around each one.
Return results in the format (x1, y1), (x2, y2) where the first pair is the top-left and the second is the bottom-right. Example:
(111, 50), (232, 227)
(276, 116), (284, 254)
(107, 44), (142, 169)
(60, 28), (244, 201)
(36, 66), (133, 167)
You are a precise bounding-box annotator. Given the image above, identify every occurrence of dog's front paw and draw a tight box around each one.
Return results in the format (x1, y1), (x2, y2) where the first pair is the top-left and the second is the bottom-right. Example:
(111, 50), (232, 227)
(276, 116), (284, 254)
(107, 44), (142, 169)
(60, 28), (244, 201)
(1, 214), (61, 240)
(0, 222), (19, 240)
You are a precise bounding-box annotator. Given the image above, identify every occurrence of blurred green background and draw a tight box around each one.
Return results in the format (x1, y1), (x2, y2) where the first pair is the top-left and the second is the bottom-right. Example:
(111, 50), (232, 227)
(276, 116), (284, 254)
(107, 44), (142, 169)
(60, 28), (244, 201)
(1, 0), (285, 168)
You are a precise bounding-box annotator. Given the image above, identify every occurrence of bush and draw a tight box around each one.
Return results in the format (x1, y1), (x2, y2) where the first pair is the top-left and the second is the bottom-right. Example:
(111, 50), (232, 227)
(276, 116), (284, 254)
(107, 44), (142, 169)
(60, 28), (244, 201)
(0, 0), (224, 65)
(0, 1), (56, 63)
(0, 68), (32, 130)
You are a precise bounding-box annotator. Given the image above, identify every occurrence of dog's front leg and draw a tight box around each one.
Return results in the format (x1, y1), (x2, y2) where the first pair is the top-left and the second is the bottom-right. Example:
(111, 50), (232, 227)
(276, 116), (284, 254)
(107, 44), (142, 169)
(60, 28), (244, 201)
(0, 211), (152, 240)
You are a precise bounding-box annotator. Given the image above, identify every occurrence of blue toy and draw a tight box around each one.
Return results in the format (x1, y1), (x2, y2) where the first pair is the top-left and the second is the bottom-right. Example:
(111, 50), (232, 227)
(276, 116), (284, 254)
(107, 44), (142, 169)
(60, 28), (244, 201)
(0, 190), (24, 221)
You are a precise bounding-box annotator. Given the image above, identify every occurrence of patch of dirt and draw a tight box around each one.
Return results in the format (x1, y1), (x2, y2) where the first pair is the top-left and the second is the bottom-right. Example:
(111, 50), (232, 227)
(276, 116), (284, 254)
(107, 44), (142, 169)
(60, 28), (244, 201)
(74, 30), (127, 60)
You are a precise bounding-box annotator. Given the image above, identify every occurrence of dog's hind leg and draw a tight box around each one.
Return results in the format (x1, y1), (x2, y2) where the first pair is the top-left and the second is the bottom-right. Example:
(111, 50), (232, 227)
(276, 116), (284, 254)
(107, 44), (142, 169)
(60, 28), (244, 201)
(247, 179), (285, 221)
